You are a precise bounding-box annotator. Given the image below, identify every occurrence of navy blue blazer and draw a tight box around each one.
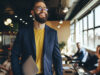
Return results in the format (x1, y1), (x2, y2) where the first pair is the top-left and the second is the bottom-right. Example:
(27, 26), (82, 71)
(11, 25), (63, 75)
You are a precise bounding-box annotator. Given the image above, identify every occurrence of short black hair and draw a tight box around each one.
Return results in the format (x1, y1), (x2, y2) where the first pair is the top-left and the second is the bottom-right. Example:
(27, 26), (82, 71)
(32, 0), (46, 9)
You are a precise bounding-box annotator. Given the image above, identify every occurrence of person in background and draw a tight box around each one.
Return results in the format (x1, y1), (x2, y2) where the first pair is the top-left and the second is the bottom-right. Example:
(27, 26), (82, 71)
(90, 45), (100, 75)
(72, 42), (88, 63)
(0, 51), (11, 75)
(11, 0), (63, 75)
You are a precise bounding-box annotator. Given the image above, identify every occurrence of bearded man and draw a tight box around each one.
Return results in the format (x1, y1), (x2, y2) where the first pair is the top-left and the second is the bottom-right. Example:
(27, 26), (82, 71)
(11, 0), (63, 75)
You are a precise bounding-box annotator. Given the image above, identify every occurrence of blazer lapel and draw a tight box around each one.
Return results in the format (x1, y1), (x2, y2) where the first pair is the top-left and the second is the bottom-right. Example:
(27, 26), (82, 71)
(43, 25), (49, 55)
(29, 25), (36, 61)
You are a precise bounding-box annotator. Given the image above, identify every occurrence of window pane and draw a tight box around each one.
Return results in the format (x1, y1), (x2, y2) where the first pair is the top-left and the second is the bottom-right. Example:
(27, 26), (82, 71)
(3, 35), (16, 46)
(80, 31), (83, 45)
(71, 34), (74, 42)
(79, 20), (83, 45)
(76, 22), (80, 42)
(3, 35), (10, 45)
(84, 31), (87, 46)
(83, 16), (88, 30)
(88, 30), (94, 48)
(70, 24), (74, 34)
(95, 28), (100, 48)
(95, 5), (100, 27)
(88, 11), (94, 28)
(80, 20), (83, 32)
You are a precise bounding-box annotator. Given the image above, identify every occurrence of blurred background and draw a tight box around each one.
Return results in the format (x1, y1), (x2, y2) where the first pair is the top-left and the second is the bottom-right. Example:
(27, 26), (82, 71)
(0, 0), (100, 75)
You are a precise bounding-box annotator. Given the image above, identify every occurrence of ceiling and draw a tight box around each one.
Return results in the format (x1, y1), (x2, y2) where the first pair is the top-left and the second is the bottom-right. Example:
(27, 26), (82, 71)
(0, 0), (80, 21)
(0, 0), (91, 31)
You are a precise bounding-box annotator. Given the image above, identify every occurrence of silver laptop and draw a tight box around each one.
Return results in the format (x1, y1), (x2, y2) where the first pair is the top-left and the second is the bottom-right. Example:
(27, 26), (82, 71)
(22, 55), (38, 75)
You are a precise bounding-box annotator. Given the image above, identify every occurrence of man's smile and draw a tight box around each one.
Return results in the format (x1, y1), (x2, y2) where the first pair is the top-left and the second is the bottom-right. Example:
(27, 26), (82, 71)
(39, 13), (46, 18)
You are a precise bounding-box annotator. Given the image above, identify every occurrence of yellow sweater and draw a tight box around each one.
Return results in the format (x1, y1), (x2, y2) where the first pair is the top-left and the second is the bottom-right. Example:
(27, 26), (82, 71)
(34, 28), (45, 73)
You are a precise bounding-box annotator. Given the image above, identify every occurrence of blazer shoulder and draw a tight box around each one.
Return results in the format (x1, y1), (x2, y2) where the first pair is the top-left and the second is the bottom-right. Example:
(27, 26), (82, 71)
(46, 25), (57, 33)
(19, 25), (32, 32)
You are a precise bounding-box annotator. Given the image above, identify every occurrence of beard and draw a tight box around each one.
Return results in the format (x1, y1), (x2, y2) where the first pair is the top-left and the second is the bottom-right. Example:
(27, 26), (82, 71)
(34, 11), (48, 24)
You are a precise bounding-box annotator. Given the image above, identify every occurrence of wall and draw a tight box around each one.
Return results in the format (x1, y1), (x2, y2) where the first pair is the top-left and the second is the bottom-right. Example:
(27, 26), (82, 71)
(46, 21), (70, 44)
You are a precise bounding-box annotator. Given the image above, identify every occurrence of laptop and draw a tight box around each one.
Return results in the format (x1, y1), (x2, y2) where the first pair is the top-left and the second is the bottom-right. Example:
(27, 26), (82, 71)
(22, 55), (38, 75)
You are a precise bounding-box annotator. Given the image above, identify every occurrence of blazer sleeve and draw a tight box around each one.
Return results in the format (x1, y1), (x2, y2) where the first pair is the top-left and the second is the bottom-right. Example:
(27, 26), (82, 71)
(52, 31), (63, 75)
(11, 29), (23, 75)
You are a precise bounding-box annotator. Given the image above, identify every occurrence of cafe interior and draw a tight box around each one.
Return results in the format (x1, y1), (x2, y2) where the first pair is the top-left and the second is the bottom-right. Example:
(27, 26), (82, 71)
(0, 0), (100, 75)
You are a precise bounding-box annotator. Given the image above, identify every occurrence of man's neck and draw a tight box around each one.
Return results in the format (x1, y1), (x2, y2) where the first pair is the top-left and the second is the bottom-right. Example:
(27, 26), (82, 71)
(34, 20), (45, 29)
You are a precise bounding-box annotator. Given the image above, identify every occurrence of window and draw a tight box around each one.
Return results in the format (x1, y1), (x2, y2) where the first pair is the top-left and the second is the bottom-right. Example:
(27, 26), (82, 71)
(95, 5), (100, 27)
(83, 16), (88, 30)
(76, 21), (80, 42)
(88, 30), (94, 48)
(83, 31), (87, 46)
(88, 11), (94, 28)
(83, 16), (88, 47)
(79, 20), (83, 45)
(70, 24), (75, 42)
(3, 35), (11, 45)
(95, 28), (100, 48)
(74, 5), (100, 51)
(80, 20), (83, 32)
(76, 20), (83, 45)
(3, 35), (16, 46)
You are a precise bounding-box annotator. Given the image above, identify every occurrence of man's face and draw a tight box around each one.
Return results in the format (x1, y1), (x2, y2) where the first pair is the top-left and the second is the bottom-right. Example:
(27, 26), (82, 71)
(32, 2), (48, 24)
(77, 43), (80, 49)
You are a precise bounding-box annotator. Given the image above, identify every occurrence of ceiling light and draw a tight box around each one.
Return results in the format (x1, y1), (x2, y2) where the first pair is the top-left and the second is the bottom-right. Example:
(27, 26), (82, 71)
(10, 23), (13, 27)
(25, 22), (28, 24)
(4, 21), (9, 26)
(15, 15), (18, 18)
(63, 7), (69, 13)
(59, 20), (63, 24)
(23, 21), (25, 23)
(29, 15), (32, 17)
(6, 18), (12, 24)
(20, 18), (22, 21)
(57, 25), (61, 28)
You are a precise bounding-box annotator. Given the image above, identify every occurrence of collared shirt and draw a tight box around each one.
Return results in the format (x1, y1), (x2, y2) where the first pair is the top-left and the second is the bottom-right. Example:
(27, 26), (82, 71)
(73, 48), (88, 62)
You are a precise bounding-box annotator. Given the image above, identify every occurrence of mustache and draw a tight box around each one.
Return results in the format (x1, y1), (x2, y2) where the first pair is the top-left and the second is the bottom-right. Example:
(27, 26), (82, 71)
(38, 12), (47, 15)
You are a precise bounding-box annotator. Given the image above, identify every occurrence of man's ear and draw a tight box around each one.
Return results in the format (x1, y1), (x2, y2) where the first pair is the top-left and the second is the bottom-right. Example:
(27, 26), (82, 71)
(31, 10), (34, 16)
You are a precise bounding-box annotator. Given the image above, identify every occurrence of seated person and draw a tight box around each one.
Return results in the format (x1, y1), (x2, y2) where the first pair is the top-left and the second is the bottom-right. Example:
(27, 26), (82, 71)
(90, 45), (100, 75)
(83, 52), (98, 71)
(0, 52), (11, 75)
(72, 42), (88, 63)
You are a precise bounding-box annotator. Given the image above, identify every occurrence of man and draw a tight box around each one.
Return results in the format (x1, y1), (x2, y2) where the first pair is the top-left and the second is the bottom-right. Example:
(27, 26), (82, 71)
(11, 0), (63, 75)
(72, 42), (88, 63)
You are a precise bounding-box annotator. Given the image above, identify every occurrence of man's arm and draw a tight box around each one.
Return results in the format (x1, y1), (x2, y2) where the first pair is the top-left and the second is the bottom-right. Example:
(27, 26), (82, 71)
(77, 48), (86, 61)
(52, 31), (63, 75)
(11, 29), (23, 75)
